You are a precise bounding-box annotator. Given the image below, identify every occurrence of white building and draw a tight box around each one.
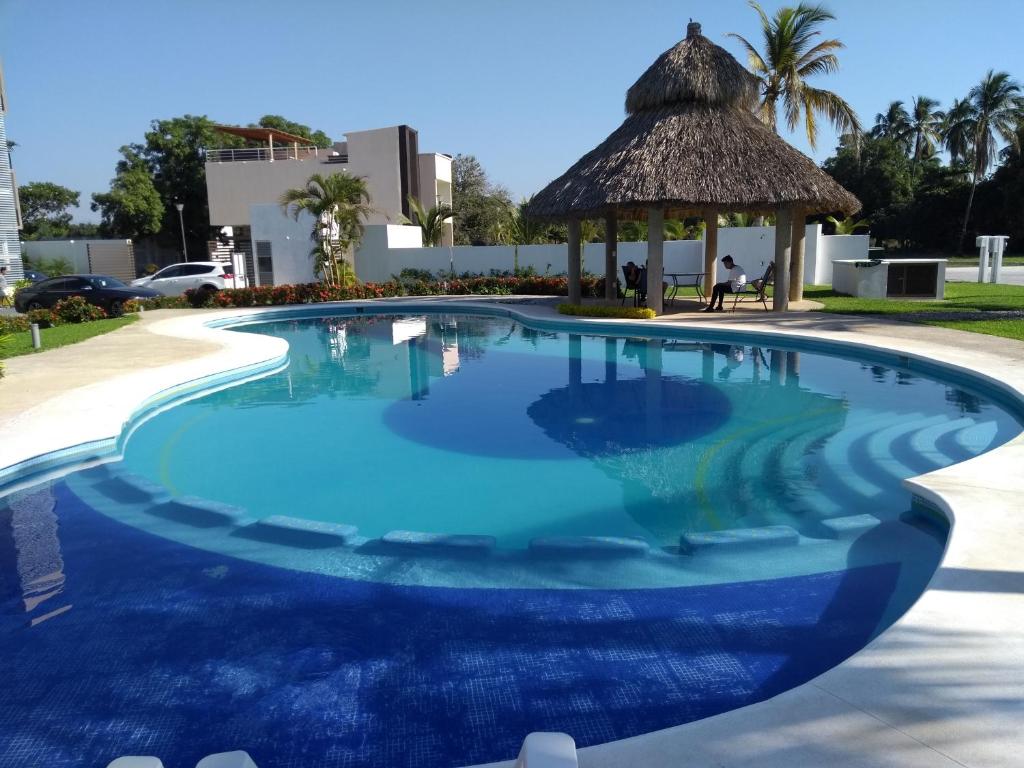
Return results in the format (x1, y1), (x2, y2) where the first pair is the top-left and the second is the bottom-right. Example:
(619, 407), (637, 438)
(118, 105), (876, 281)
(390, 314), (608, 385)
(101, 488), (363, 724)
(0, 61), (24, 279)
(205, 124), (452, 286)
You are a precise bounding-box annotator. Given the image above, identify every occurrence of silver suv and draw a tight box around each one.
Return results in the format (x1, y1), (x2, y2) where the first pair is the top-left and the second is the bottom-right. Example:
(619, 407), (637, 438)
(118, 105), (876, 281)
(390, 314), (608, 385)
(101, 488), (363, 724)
(131, 262), (239, 296)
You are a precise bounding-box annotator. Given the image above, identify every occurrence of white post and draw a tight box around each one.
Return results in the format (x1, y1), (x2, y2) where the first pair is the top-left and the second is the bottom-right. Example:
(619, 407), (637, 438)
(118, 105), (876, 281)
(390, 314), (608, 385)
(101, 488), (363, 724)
(647, 208), (664, 315)
(991, 236), (1008, 284)
(268, 134), (274, 162)
(977, 236), (989, 283)
(567, 220), (582, 305)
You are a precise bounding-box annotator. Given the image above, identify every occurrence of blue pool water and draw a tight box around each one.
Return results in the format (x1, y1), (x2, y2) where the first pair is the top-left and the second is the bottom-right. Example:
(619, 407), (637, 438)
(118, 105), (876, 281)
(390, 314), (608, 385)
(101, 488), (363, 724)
(1, 311), (1020, 767)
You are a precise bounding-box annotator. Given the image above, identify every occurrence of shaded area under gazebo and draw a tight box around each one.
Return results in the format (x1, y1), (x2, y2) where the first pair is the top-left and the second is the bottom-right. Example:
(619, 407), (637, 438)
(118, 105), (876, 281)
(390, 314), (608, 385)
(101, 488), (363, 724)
(528, 21), (860, 314)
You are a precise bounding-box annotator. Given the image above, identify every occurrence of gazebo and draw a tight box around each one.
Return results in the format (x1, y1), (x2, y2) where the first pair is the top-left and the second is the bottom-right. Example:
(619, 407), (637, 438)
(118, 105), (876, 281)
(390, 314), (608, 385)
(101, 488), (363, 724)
(528, 21), (860, 314)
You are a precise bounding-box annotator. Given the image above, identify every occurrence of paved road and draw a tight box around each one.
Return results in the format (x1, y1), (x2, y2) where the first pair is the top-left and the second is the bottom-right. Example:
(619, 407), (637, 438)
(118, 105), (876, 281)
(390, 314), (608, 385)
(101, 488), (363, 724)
(946, 265), (1024, 286)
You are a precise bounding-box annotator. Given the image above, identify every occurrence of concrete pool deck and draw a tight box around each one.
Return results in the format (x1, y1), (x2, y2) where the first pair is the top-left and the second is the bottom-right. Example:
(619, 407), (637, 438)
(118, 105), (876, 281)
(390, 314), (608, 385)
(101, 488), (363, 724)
(1, 299), (1021, 768)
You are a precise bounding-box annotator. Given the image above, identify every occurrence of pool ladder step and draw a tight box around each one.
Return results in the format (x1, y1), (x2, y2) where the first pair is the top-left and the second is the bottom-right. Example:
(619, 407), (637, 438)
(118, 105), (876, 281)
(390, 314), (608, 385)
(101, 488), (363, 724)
(680, 524), (799, 553)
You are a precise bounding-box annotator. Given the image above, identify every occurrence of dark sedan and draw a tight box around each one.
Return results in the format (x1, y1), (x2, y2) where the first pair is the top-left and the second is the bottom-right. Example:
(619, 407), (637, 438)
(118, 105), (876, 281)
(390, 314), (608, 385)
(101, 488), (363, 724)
(14, 274), (161, 315)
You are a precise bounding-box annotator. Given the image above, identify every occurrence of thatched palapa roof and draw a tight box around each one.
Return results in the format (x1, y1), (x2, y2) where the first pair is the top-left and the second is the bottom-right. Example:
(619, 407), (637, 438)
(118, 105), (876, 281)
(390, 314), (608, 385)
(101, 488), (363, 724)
(528, 21), (860, 221)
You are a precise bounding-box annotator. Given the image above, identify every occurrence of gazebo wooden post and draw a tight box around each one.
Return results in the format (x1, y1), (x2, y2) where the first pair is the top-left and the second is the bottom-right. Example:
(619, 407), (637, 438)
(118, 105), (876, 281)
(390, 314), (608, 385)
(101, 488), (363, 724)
(772, 207), (793, 312)
(647, 208), (664, 314)
(605, 212), (618, 301)
(789, 208), (806, 303)
(703, 209), (718, 304)
(567, 219), (582, 305)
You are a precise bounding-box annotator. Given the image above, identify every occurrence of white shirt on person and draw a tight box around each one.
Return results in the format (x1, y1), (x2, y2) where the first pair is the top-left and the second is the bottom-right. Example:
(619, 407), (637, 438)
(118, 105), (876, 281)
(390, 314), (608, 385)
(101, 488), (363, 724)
(727, 264), (747, 292)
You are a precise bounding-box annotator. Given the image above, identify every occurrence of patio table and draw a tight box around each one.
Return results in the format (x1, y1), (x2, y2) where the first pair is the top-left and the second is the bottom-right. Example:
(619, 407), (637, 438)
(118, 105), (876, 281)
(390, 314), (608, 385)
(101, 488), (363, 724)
(664, 272), (707, 305)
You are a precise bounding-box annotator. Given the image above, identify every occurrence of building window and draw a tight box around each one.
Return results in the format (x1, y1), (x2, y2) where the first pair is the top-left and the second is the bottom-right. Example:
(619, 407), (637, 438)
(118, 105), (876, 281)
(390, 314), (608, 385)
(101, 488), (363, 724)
(255, 240), (274, 286)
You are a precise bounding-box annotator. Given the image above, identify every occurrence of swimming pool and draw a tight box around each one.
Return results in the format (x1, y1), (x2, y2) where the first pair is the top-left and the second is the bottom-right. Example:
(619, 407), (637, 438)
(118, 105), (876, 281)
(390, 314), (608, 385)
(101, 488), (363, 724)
(1, 310), (1020, 767)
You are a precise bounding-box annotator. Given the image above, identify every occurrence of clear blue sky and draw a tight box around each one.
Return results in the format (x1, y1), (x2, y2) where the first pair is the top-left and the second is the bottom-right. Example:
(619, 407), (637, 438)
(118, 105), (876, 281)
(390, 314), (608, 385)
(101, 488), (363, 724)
(2, 0), (1023, 222)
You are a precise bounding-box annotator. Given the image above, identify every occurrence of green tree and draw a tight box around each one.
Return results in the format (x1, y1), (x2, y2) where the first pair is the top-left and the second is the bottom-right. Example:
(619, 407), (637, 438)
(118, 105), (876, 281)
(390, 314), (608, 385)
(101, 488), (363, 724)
(908, 95), (944, 170)
(405, 195), (454, 246)
(280, 172), (372, 285)
(251, 115), (332, 149)
(452, 154), (513, 245)
(729, 1), (861, 150)
(870, 101), (912, 151)
(127, 115), (241, 256)
(823, 134), (915, 224)
(17, 181), (80, 239)
(91, 147), (164, 240)
(957, 70), (1024, 253)
(941, 97), (976, 171)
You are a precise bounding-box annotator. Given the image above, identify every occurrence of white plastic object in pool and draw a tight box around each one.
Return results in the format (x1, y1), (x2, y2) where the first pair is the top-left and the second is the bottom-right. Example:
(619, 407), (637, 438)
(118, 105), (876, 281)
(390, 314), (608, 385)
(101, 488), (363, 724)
(514, 732), (578, 767)
(195, 752), (258, 768)
(106, 759), (164, 768)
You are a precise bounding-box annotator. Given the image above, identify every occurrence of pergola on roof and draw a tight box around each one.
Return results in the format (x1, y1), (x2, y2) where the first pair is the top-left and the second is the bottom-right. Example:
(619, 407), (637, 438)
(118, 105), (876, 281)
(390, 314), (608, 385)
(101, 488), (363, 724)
(213, 124), (317, 145)
(528, 21), (860, 221)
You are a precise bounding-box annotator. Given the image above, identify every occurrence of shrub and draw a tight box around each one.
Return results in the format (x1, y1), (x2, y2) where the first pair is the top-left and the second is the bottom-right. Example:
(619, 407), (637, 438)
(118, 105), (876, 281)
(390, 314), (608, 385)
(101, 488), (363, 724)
(136, 295), (190, 310)
(0, 315), (31, 334)
(168, 274), (608, 310)
(397, 267), (436, 282)
(25, 308), (59, 328)
(557, 303), (656, 320)
(53, 296), (107, 324)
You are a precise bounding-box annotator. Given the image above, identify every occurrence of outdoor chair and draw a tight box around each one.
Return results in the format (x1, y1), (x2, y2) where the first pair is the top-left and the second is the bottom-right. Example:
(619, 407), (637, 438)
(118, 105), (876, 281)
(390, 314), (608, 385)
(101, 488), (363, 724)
(731, 263), (774, 312)
(620, 266), (646, 307)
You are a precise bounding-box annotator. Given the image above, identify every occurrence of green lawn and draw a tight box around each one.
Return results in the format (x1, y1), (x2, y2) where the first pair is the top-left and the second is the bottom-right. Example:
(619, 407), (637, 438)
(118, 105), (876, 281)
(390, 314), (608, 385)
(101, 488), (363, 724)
(806, 283), (1024, 341)
(944, 256), (1024, 267)
(0, 315), (138, 359)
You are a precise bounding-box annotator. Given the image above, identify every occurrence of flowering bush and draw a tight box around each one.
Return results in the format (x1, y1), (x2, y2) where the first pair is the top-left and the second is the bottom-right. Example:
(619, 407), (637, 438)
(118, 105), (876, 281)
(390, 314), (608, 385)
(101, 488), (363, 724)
(25, 308), (59, 328)
(182, 275), (607, 309)
(557, 303), (656, 320)
(54, 296), (107, 324)
(0, 315), (32, 334)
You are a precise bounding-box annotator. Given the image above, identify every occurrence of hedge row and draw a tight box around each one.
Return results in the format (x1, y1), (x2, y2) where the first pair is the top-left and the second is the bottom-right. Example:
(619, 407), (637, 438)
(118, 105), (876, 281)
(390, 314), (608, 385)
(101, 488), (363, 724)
(178, 275), (608, 309)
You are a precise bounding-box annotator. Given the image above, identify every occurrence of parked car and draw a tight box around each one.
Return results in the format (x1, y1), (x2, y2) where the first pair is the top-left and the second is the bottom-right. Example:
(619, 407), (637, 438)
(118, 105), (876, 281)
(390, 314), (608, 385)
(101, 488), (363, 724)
(14, 274), (161, 315)
(24, 269), (48, 282)
(131, 261), (237, 297)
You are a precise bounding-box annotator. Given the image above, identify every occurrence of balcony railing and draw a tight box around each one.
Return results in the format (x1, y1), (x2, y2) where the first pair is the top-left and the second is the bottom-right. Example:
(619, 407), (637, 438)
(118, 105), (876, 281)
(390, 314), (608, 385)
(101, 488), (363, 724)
(205, 145), (323, 163)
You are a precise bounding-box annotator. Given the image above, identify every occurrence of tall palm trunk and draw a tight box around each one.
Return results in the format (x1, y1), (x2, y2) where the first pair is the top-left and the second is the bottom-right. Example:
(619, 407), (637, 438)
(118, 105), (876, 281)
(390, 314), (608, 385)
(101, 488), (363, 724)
(957, 170), (980, 256)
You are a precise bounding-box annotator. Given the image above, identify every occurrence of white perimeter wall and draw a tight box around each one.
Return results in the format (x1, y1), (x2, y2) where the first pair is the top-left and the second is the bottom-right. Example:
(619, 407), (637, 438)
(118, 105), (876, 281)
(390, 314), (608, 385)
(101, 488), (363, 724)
(355, 224), (863, 285)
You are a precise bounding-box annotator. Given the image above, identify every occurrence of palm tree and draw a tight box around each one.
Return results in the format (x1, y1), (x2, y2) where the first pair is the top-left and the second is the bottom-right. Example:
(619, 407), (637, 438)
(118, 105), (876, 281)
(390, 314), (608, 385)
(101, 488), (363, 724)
(729, 1), (861, 150)
(825, 215), (869, 234)
(280, 172), (372, 286)
(500, 198), (547, 273)
(406, 195), (454, 247)
(956, 70), (1024, 253)
(908, 96), (944, 169)
(871, 101), (912, 151)
(941, 97), (976, 168)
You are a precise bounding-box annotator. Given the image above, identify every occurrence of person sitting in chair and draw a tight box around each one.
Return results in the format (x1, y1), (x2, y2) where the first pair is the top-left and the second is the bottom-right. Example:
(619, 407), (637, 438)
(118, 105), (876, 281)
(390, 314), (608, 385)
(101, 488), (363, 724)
(704, 255), (746, 312)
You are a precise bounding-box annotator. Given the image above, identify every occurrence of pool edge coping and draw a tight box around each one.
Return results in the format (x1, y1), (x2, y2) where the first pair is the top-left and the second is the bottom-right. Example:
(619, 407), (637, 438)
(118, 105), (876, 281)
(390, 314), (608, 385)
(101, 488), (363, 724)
(1, 298), (1021, 768)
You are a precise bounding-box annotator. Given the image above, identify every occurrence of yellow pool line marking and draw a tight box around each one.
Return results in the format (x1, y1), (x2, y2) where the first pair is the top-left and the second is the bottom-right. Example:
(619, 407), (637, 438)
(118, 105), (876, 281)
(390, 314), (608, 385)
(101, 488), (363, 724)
(694, 406), (846, 526)
(157, 412), (211, 494)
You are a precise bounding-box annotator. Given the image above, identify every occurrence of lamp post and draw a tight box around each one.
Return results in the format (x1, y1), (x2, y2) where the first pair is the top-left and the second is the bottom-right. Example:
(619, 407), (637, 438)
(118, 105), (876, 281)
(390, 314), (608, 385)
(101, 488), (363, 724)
(175, 201), (188, 261)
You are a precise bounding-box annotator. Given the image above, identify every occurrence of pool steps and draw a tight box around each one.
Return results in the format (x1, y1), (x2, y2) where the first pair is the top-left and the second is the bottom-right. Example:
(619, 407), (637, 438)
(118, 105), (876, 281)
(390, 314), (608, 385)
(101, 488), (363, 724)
(81, 403), (998, 561)
(820, 514), (882, 539)
(149, 497), (252, 528)
(238, 516), (357, 548)
(382, 530), (496, 552)
(681, 525), (800, 552)
(529, 536), (650, 557)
